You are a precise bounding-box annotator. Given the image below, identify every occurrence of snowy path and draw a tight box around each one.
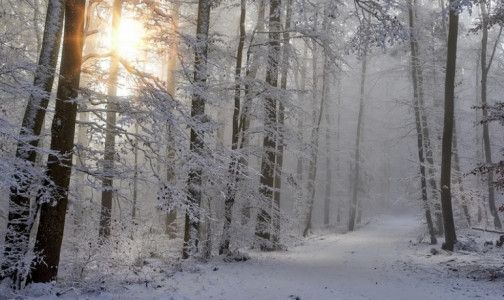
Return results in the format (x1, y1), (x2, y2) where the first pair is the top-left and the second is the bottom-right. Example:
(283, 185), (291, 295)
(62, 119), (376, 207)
(162, 216), (503, 300)
(16, 215), (504, 299)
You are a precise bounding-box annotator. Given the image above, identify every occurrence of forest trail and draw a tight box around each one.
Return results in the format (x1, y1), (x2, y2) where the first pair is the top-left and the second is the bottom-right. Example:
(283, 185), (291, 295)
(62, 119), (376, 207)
(18, 215), (504, 299)
(162, 215), (502, 300)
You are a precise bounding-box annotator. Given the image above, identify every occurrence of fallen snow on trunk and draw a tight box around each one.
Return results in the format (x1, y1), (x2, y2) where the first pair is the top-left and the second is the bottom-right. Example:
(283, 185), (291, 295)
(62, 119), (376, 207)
(7, 215), (504, 299)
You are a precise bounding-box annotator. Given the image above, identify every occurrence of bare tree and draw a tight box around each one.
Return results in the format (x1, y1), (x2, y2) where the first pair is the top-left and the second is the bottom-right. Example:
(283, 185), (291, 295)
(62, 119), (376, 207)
(255, 0), (282, 250)
(183, 0), (212, 259)
(99, 0), (123, 240)
(407, 0), (436, 244)
(479, 2), (502, 230)
(1, 0), (64, 286)
(439, 0), (458, 251)
(29, 0), (86, 283)
(219, 0), (247, 255)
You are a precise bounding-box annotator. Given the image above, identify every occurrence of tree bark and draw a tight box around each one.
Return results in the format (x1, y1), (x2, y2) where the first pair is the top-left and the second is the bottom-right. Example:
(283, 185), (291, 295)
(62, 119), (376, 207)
(255, 0), (282, 250)
(271, 0), (292, 247)
(29, 0), (86, 283)
(302, 47), (326, 237)
(2, 0), (64, 286)
(408, 0), (436, 244)
(439, 0), (458, 251)
(240, 0), (265, 225)
(480, 3), (502, 230)
(219, 0), (246, 255)
(183, 0), (211, 259)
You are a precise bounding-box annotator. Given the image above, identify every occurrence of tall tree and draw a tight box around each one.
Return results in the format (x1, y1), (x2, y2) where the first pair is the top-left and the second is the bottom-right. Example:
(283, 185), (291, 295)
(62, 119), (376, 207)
(1, 0), (64, 286)
(240, 0), (266, 225)
(408, 0), (436, 244)
(163, 2), (180, 239)
(272, 0), (293, 247)
(99, 0), (123, 240)
(29, 0), (86, 283)
(219, 0), (247, 255)
(348, 32), (368, 232)
(255, 0), (282, 250)
(479, 2), (502, 229)
(439, 0), (458, 251)
(183, 0), (212, 259)
(302, 42), (327, 237)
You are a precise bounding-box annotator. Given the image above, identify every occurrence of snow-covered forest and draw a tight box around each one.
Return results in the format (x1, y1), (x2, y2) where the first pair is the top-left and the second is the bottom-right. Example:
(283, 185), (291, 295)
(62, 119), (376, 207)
(0, 0), (504, 298)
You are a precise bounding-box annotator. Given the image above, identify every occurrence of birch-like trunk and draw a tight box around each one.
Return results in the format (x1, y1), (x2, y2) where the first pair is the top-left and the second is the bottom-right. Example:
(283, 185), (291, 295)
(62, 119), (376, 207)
(2, 0), (64, 286)
(408, 0), (436, 244)
(348, 44), (368, 232)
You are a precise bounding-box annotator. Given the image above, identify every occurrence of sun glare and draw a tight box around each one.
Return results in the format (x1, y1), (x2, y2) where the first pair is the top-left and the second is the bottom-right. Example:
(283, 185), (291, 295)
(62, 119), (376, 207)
(117, 18), (145, 58)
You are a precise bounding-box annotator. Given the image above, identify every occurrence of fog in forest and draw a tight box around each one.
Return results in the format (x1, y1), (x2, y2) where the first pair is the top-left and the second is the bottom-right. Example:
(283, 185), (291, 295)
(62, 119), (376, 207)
(0, 0), (503, 298)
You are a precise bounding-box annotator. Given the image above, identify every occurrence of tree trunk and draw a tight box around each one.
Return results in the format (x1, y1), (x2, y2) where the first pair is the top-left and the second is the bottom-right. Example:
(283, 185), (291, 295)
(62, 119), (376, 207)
(480, 3), (502, 230)
(302, 32), (330, 236)
(99, 0), (123, 240)
(164, 3), (180, 239)
(348, 44), (368, 232)
(322, 9), (332, 227)
(452, 120), (471, 225)
(2, 0), (64, 286)
(29, 0), (86, 283)
(240, 0), (265, 225)
(439, 0), (458, 251)
(408, 0), (436, 244)
(255, 0), (282, 250)
(293, 45), (308, 226)
(183, 0), (211, 259)
(219, 0), (246, 255)
(302, 52), (326, 237)
(132, 122), (139, 221)
(335, 64), (342, 224)
(271, 0), (292, 248)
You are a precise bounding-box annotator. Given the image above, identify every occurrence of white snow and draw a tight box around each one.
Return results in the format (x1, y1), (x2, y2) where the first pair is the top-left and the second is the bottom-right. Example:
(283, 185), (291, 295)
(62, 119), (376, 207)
(4, 215), (504, 299)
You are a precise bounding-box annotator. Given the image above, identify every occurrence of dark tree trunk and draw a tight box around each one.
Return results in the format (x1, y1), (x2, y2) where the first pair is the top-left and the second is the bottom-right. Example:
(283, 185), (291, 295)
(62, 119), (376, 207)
(2, 0), (64, 286)
(271, 0), (292, 247)
(29, 0), (86, 283)
(255, 0), (282, 250)
(183, 0), (211, 259)
(439, 0), (458, 251)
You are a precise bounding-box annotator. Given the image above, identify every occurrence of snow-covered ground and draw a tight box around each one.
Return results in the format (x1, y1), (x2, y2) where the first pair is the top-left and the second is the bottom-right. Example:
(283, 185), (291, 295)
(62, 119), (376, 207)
(4, 215), (504, 299)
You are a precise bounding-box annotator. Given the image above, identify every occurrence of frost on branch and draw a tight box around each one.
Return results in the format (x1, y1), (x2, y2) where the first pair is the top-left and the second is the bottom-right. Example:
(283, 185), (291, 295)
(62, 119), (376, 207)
(444, 0), (479, 16)
(471, 102), (504, 192)
(349, 0), (408, 55)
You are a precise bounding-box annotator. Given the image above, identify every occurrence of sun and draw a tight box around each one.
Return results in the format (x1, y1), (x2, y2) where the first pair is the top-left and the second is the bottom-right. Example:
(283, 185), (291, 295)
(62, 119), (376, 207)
(117, 18), (145, 59)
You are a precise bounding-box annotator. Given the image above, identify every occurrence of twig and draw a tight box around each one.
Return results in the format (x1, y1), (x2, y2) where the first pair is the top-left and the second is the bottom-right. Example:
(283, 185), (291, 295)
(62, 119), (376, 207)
(471, 227), (504, 234)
